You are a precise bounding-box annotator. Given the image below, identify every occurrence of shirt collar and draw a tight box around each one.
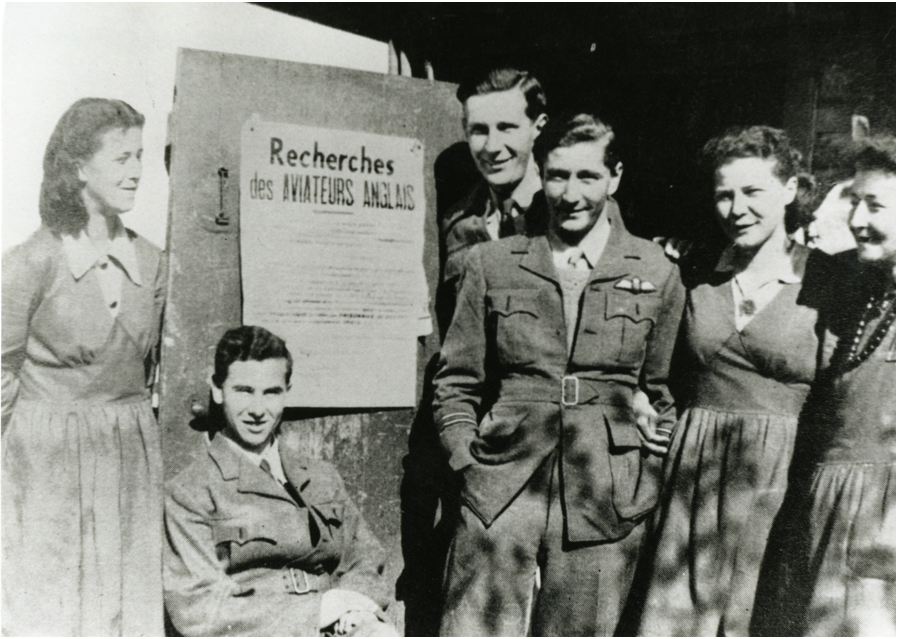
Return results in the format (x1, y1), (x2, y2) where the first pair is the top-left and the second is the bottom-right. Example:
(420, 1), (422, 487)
(715, 238), (809, 284)
(487, 160), (542, 214)
(61, 221), (142, 285)
(547, 202), (613, 268)
(221, 432), (282, 471)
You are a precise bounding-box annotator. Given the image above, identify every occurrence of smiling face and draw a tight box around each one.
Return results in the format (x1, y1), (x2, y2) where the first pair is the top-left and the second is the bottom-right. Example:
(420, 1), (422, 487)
(849, 169), (896, 269)
(543, 140), (622, 244)
(713, 157), (797, 249)
(463, 89), (547, 196)
(78, 126), (143, 217)
(212, 358), (291, 453)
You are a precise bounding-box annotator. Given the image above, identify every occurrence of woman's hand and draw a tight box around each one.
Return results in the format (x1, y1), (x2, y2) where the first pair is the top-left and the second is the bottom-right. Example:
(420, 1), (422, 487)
(653, 237), (693, 263)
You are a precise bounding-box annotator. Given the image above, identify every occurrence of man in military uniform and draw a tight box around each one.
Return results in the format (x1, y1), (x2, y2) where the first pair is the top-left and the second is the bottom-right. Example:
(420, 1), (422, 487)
(433, 113), (685, 636)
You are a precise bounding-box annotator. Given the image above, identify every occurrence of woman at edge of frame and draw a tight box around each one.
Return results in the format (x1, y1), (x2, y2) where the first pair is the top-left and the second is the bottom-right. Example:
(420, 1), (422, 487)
(2, 98), (166, 636)
(752, 134), (896, 637)
(632, 125), (838, 637)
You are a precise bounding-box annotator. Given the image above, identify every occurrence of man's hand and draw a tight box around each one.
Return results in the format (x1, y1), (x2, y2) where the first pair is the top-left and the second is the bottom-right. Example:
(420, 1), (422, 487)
(335, 610), (381, 636)
(632, 390), (671, 455)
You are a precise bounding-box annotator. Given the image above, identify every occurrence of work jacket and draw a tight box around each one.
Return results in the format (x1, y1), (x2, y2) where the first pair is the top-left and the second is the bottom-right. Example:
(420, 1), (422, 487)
(164, 431), (388, 636)
(433, 200), (686, 543)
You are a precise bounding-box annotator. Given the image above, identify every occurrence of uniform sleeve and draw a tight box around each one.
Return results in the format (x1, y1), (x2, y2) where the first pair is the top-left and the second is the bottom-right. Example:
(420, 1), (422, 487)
(328, 467), (390, 611)
(1, 242), (48, 429)
(163, 484), (321, 637)
(432, 246), (489, 472)
(639, 263), (686, 434)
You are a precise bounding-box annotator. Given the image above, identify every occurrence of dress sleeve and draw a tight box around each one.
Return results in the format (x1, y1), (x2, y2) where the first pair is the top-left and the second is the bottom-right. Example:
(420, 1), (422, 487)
(163, 483), (321, 636)
(2, 241), (48, 429)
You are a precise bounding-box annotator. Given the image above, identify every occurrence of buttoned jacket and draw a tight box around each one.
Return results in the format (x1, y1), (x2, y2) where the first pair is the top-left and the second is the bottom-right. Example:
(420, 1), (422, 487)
(433, 200), (686, 543)
(164, 432), (388, 636)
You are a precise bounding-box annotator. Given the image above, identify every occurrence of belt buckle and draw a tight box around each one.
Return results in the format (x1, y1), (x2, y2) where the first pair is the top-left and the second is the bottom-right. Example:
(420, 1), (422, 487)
(288, 567), (313, 595)
(561, 376), (579, 406)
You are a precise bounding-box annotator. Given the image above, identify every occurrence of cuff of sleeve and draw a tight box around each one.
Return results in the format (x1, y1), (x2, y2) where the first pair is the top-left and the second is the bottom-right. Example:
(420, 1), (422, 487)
(319, 589), (381, 630)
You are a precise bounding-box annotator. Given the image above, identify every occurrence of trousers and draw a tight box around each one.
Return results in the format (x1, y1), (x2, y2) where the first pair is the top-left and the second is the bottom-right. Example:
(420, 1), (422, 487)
(439, 450), (645, 636)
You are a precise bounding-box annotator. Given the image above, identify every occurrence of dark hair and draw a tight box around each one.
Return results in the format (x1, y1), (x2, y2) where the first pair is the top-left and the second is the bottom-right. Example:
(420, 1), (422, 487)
(40, 98), (145, 236)
(457, 67), (547, 121)
(854, 135), (896, 175)
(212, 326), (293, 388)
(702, 125), (816, 234)
(533, 112), (621, 176)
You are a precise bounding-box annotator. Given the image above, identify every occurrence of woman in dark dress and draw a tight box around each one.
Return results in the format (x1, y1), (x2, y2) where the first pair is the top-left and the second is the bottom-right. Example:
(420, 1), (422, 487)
(754, 135), (895, 637)
(636, 126), (831, 636)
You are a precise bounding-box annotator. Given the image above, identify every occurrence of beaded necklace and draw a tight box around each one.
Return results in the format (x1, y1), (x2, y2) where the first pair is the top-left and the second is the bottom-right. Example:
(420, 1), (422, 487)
(839, 290), (896, 372)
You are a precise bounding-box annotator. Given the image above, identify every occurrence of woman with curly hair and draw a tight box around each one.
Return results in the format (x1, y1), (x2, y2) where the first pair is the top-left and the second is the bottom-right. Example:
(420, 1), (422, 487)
(2, 98), (165, 635)
(634, 126), (835, 636)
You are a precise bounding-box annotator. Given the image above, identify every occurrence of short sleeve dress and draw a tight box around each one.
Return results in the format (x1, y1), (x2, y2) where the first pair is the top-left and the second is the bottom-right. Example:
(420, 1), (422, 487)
(1, 226), (166, 636)
(636, 246), (830, 637)
(753, 263), (895, 637)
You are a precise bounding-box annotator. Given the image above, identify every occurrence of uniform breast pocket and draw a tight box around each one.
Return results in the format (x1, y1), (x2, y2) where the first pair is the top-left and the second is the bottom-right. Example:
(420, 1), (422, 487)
(487, 289), (541, 366)
(602, 290), (662, 368)
(211, 520), (277, 571)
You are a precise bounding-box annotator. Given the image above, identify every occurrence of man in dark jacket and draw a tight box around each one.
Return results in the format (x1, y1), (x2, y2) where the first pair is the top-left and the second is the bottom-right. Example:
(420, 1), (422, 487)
(433, 113), (685, 636)
(164, 326), (398, 637)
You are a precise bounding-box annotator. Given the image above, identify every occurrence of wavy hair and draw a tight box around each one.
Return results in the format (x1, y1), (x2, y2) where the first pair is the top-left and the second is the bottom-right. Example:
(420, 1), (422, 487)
(457, 67), (547, 122)
(212, 325), (293, 388)
(534, 112), (621, 176)
(39, 98), (144, 236)
(854, 135), (896, 175)
(702, 125), (816, 234)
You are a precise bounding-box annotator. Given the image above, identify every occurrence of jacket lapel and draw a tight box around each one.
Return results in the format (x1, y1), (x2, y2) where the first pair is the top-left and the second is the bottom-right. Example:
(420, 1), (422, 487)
(207, 433), (295, 504)
(518, 236), (559, 285)
(586, 200), (639, 285)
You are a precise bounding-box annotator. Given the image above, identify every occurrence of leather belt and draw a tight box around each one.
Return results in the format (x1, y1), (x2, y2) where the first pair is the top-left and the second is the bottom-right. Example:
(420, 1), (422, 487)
(243, 566), (332, 596)
(496, 376), (632, 407)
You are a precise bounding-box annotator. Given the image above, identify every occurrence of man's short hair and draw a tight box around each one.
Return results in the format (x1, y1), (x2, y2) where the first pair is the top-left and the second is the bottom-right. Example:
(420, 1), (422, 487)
(212, 325), (293, 388)
(533, 112), (621, 176)
(854, 135), (896, 175)
(456, 68), (547, 122)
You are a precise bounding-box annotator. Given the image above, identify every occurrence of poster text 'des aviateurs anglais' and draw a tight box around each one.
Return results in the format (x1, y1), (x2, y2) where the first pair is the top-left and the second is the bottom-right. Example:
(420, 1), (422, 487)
(240, 118), (428, 407)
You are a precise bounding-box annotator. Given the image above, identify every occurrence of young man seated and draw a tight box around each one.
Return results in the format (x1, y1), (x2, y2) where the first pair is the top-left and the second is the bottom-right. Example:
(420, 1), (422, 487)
(164, 326), (398, 637)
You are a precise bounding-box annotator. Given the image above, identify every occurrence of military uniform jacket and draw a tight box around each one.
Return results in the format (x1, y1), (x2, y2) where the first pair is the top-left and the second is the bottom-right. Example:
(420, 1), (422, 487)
(437, 180), (548, 338)
(164, 432), (388, 636)
(433, 201), (686, 543)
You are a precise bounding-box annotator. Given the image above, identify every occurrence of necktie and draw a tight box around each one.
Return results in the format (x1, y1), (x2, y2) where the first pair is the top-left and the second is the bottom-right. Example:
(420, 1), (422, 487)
(260, 458), (321, 545)
(499, 200), (518, 238)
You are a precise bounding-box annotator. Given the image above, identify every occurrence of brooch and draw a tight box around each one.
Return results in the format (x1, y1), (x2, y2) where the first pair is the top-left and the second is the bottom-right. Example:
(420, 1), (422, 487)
(614, 277), (657, 293)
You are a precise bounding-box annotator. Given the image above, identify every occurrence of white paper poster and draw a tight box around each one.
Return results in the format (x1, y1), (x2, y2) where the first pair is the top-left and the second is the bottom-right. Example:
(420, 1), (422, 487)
(239, 118), (429, 407)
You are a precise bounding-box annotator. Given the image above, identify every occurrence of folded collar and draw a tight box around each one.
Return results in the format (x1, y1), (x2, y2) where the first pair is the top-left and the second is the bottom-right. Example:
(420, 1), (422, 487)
(715, 238), (808, 285)
(61, 221), (142, 285)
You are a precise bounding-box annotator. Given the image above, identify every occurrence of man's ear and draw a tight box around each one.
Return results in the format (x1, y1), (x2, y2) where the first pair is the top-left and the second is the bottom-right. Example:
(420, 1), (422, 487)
(534, 113), (548, 133)
(76, 162), (87, 183)
(609, 163), (624, 196)
(209, 373), (223, 405)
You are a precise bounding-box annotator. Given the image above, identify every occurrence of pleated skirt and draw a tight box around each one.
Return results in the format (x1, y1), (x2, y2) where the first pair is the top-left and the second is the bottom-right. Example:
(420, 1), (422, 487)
(2, 398), (164, 636)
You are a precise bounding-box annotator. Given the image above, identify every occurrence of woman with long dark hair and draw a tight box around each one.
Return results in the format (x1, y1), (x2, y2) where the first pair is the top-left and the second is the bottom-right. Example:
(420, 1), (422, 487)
(2, 98), (165, 635)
